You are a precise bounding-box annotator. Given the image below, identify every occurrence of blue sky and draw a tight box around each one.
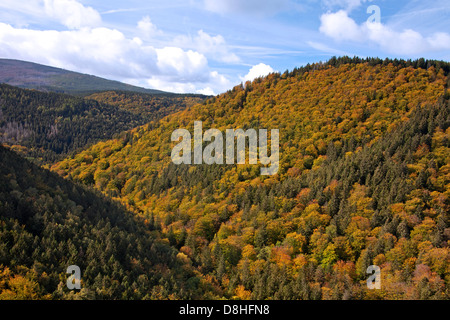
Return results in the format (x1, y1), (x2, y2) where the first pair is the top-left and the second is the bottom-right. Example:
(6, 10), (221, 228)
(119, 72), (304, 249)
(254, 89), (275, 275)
(0, 0), (449, 94)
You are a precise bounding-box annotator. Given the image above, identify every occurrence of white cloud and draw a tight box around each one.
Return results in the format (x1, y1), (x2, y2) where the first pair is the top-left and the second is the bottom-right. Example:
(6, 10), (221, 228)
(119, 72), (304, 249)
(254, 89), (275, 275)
(0, 22), (232, 94)
(145, 70), (231, 95)
(427, 32), (450, 50)
(137, 16), (163, 39)
(319, 10), (450, 55)
(209, 70), (232, 91)
(0, 23), (156, 78)
(144, 78), (198, 94)
(0, 2), (244, 94)
(43, 0), (102, 29)
(319, 10), (364, 42)
(196, 87), (215, 96)
(174, 30), (240, 64)
(155, 47), (209, 81)
(241, 63), (274, 83)
(0, 0), (101, 29)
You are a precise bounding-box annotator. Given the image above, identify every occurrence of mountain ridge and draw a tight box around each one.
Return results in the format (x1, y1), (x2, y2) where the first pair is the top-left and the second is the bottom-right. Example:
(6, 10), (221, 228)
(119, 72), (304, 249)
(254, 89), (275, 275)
(51, 57), (450, 299)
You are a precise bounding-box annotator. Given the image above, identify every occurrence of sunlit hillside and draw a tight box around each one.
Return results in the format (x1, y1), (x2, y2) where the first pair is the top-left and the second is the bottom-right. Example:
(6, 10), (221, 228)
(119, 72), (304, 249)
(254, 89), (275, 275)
(52, 57), (450, 300)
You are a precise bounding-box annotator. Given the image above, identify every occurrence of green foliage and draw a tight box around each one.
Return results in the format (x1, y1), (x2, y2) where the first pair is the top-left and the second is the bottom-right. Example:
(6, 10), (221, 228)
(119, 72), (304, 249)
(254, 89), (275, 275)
(0, 146), (220, 299)
(6, 57), (450, 300)
(0, 84), (205, 163)
(86, 90), (206, 120)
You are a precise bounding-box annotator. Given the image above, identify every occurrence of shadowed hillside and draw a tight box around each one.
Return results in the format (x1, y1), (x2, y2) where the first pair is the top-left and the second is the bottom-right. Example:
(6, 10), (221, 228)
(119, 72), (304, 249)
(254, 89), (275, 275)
(0, 145), (221, 299)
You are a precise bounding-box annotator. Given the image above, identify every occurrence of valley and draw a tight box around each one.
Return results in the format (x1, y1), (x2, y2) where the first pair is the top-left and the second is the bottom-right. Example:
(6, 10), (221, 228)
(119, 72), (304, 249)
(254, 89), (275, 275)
(1, 56), (449, 300)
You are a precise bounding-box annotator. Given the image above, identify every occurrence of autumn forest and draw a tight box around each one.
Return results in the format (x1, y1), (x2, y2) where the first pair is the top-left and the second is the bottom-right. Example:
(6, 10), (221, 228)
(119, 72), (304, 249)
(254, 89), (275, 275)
(1, 56), (449, 300)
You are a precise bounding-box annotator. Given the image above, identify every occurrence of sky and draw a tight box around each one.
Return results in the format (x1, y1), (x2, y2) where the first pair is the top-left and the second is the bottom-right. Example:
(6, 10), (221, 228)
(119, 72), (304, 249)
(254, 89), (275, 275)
(0, 0), (449, 95)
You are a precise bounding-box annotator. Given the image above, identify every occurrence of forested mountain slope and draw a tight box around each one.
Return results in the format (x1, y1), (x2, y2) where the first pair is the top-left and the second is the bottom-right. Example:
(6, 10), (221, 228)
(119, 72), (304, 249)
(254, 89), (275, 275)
(0, 85), (203, 163)
(86, 90), (206, 122)
(0, 145), (220, 299)
(50, 57), (450, 299)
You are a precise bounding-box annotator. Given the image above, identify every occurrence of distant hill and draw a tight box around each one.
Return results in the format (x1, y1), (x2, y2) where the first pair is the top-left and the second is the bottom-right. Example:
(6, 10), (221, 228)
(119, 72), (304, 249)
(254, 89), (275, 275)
(0, 84), (205, 163)
(0, 58), (166, 96)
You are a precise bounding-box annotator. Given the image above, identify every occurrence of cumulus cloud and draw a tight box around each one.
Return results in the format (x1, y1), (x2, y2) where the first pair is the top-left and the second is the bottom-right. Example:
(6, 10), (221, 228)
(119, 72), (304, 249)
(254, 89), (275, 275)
(319, 10), (450, 55)
(174, 30), (240, 63)
(0, 23), (155, 78)
(155, 47), (209, 81)
(241, 63), (274, 83)
(0, 0), (101, 29)
(319, 10), (364, 41)
(0, 1), (240, 94)
(43, 0), (102, 29)
(146, 70), (231, 95)
(137, 16), (163, 39)
(0, 22), (231, 94)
